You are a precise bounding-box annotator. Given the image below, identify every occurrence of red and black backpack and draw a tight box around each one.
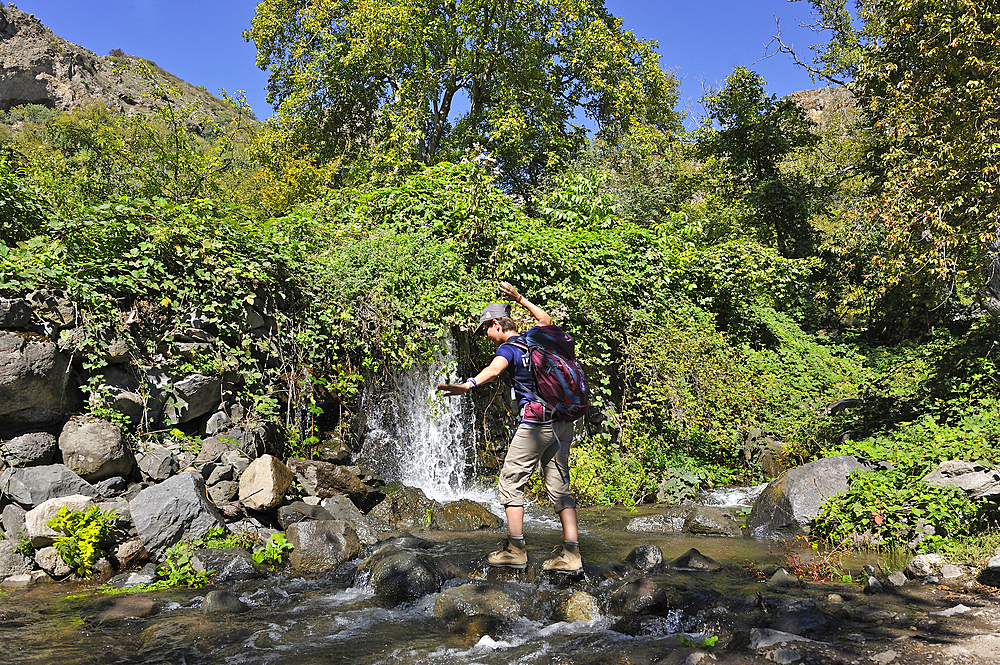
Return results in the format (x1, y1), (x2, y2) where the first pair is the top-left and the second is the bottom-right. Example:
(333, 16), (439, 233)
(508, 325), (588, 423)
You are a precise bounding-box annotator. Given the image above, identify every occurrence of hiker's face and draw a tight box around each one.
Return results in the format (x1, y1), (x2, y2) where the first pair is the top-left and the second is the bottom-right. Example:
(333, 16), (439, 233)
(485, 320), (504, 346)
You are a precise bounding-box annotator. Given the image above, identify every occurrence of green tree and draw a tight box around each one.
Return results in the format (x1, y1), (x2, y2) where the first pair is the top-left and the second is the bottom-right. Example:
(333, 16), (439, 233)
(696, 67), (819, 258)
(245, 0), (681, 192)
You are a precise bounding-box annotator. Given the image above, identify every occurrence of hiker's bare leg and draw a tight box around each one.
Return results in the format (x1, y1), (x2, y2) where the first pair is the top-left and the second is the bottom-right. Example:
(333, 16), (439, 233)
(506, 505), (524, 538)
(559, 507), (578, 542)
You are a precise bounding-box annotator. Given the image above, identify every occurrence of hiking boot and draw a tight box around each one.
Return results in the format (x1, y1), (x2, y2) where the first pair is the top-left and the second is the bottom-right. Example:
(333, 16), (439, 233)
(542, 544), (583, 574)
(487, 536), (527, 570)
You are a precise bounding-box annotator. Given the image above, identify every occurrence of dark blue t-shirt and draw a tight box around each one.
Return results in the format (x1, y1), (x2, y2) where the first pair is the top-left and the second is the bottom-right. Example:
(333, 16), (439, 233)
(495, 327), (539, 412)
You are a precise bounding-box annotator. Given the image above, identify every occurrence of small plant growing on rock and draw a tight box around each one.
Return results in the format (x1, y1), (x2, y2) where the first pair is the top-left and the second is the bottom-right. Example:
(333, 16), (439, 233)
(156, 541), (213, 588)
(47, 506), (119, 578)
(253, 533), (294, 570)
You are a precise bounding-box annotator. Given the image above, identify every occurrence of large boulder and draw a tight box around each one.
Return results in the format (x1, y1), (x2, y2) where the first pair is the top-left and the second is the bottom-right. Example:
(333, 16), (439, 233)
(367, 486), (438, 530)
(356, 550), (442, 603)
(129, 471), (226, 560)
(58, 416), (135, 482)
(0, 464), (96, 508)
(747, 456), (872, 539)
(682, 506), (743, 537)
(608, 578), (667, 615)
(0, 298), (32, 328)
(238, 454), (293, 511)
(276, 501), (334, 530)
(137, 446), (179, 482)
(921, 461), (1000, 499)
(0, 330), (72, 433)
(24, 494), (96, 547)
(286, 458), (383, 511)
(286, 519), (362, 572)
(433, 499), (503, 531)
(432, 582), (521, 620)
(163, 374), (222, 425)
(0, 431), (58, 467)
(0, 539), (34, 578)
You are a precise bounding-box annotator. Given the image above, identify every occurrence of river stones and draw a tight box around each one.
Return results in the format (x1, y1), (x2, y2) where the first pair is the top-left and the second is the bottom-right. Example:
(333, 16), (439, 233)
(129, 471), (226, 560)
(367, 485), (500, 532)
(191, 547), (264, 582)
(202, 590), (249, 615)
(561, 590), (600, 622)
(747, 456), (872, 539)
(276, 501), (334, 530)
(0, 539), (34, 578)
(906, 553), (945, 578)
(24, 493), (96, 547)
(683, 506), (743, 537)
(286, 458), (383, 510)
(608, 577), (666, 615)
(58, 416), (136, 482)
(0, 464), (97, 508)
(669, 548), (722, 571)
(286, 519), (362, 572)
(625, 545), (663, 572)
(320, 494), (385, 545)
(356, 550), (441, 603)
(431, 499), (503, 531)
(433, 582), (521, 620)
(138, 445), (179, 482)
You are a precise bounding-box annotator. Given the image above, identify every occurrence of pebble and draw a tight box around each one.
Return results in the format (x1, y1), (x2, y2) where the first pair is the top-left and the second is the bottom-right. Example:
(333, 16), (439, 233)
(870, 649), (897, 664)
(768, 568), (798, 589)
(864, 576), (883, 594)
(202, 589), (249, 614)
(765, 648), (801, 664)
(940, 564), (963, 579)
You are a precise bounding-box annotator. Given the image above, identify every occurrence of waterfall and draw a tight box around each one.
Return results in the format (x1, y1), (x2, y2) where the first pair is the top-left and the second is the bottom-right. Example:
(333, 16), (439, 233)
(356, 337), (479, 502)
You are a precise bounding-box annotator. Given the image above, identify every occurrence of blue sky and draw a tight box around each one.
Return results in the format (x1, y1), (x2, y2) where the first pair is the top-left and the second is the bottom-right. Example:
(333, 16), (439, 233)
(24, 0), (827, 123)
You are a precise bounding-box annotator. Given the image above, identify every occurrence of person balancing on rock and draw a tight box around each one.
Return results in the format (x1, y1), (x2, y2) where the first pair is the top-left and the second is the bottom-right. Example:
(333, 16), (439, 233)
(437, 282), (588, 574)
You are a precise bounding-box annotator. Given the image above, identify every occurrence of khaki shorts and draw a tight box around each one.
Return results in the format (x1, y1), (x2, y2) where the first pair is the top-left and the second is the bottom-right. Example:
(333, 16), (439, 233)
(497, 421), (577, 513)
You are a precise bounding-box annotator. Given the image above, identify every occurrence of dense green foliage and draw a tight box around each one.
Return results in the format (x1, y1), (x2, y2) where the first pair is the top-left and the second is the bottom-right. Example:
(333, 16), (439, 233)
(46, 506), (120, 578)
(0, 0), (995, 553)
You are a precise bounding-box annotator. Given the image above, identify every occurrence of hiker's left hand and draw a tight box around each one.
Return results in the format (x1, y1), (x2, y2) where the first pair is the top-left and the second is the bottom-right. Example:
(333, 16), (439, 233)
(437, 382), (470, 397)
(499, 281), (521, 302)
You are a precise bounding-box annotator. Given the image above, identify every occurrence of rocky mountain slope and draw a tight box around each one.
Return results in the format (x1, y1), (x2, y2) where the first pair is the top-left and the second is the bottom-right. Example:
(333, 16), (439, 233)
(0, 2), (230, 117)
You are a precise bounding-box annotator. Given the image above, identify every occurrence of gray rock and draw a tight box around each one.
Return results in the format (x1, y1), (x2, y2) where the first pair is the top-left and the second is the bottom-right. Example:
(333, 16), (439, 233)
(220, 450), (250, 477)
(194, 436), (232, 465)
(238, 454), (293, 511)
(669, 548), (722, 571)
(191, 547), (264, 582)
(98, 498), (135, 538)
(0, 298), (32, 328)
(433, 499), (503, 531)
(864, 576), (883, 594)
(25, 494), (96, 547)
(276, 501), (334, 530)
(922, 461), (1000, 499)
(204, 411), (232, 437)
(286, 519), (362, 572)
(747, 456), (872, 539)
(287, 458), (383, 510)
(137, 446), (179, 482)
(201, 589), (249, 614)
(314, 439), (352, 465)
(121, 562), (159, 587)
(163, 374), (222, 425)
(870, 650), (898, 665)
(2, 503), (26, 536)
(34, 545), (72, 578)
(94, 476), (128, 497)
(206, 463), (233, 485)
(0, 464), (96, 508)
(129, 472), (226, 560)
(887, 571), (907, 587)
(608, 577), (666, 615)
(625, 508), (690, 533)
(768, 568), (799, 589)
(0, 539), (34, 578)
(561, 590), (600, 622)
(906, 554), (944, 578)
(940, 563), (964, 579)
(682, 505), (743, 537)
(766, 649), (802, 664)
(1, 571), (50, 588)
(0, 331), (72, 431)
(750, 628), (814, 650)
(208, 481), (239, 505)
(320, 494), (386, 545)
(432, 582), (520, 620)
(25, 290), (76, 329)
(367, 485), (438, 530)
(58, 416), (135, 482)
(356, 550), (441, 603)
(114, 538), (148, 570)
(771, 599), (829, 637)
(624, 544), (663, 572)
(1, 432), (58, 467)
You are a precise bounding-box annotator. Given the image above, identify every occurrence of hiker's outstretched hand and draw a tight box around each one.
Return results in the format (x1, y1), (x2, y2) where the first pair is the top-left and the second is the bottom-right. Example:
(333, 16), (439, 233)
(437, 382), (470, 397)
(499, 281), (522, 302)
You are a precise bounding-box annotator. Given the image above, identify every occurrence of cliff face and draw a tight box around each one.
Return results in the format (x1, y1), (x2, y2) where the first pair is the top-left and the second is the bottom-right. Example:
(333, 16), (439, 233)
(785, 86), (857, 129)
(0, 2), (228, 116)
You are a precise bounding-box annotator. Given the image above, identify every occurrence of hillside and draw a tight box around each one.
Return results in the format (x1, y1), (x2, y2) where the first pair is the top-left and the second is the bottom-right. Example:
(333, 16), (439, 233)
(0, 2), (233, 118)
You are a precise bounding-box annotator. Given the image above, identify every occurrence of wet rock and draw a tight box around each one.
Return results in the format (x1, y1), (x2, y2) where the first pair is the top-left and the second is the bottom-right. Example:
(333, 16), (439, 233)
(921, 460), (1000, 499)
(887, 571), (907, 588)
(448, 614), (511, 646)
(768, 568), (799, 589)
(432, 499), (503, 531)
(669, 548), (722, 571)
(202, 589), (249, 614)
(771, 599), (830, 637)
(750, 628), (814, 650)
(34, 546), (72, 578)
(25, 494), (96, 547)
(864, 576), (883, 594)
(320, 495), (385, 545)
(608, 577), (666, 615)
(114, 538), (148, 569)
(58, 416), (135, 482)
(93, 596), (158, 622)
(191, 547), (264, 582)
(0, 540), (34, 578)
(129, 471), (226, 560)
(682, 506), (743, 537)
(1, 431), (57, 467)
(2, 503), (26, 536)
(625, 545), (663, 572)
(0, 330), (72, 431)
(357, 550), (441, 603)
(561, 590), (600, 621)
(286, 519), (362, 572)
(276, 501), (334, 530)
(314, 439), (351, 465)
(905, 554), (944, 578)
(765, 649), (802, 664)
(163, 374), (222, 425)
(0, 463), (97, 508)
(239, 454), (293, 511)
(287, 458), (383, 511)
(137, 446), (179, 482)
(368, 485), (438, 530)
(747, 456), (872, 539)
(1, 571), (50, 588)
(625, 507), (689, 533)
(433, 582), (521, 620)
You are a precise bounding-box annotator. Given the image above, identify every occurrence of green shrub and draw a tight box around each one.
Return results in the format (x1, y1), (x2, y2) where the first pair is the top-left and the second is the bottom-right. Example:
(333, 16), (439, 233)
(46, 506), (119, 578)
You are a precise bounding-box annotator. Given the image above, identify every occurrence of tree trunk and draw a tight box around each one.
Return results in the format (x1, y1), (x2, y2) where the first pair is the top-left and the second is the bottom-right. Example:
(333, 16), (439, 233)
(979, 232), (1000, 318)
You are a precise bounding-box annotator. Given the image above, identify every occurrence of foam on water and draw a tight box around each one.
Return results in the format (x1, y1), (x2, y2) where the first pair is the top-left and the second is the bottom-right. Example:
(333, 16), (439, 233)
(697, 482), (768, 508)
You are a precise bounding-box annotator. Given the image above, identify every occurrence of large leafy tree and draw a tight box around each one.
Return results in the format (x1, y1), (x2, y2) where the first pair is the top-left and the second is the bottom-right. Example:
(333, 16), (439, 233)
(246, 0), (681, 191)
(782, 1), (999, 317)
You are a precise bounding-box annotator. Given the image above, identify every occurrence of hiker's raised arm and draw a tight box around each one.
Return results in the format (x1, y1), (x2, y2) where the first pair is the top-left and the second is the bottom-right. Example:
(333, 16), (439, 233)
(437, 355), (509, 396)
(499, 281), (552, 326)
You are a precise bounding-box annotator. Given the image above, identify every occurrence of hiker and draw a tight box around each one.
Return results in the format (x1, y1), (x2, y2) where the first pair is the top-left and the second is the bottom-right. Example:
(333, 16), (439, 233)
(437, 281), (582, 573)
